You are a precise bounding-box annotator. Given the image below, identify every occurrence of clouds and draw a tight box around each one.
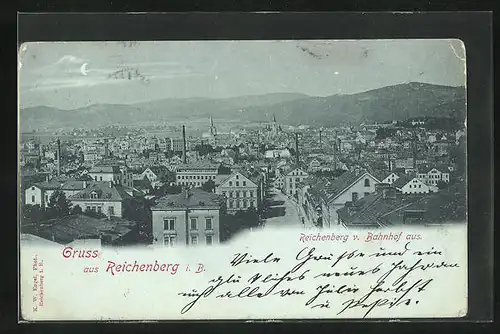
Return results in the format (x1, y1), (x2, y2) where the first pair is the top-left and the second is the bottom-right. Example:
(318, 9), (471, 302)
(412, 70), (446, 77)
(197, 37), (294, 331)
(19, 40), (466, 109)
(21, 53), (204, 92)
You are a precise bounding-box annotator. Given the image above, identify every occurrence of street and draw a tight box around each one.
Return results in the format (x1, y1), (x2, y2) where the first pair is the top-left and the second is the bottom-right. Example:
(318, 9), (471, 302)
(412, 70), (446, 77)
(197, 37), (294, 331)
(262, 187), (316, 230)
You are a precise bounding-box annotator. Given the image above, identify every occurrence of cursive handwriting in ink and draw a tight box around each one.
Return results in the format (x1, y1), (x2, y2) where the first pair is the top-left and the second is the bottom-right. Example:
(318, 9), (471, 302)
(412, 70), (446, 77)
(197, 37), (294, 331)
(230, 252), (281, 267)
(337, 278), (433, 318)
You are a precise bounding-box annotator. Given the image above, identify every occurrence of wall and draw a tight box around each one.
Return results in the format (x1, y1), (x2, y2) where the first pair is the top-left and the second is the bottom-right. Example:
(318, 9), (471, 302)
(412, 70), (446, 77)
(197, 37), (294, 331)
(70, 200), (123, 218)
(152, 208), (220, 247)
(329, 173), (379, 225)
(25, 186), (43, 206)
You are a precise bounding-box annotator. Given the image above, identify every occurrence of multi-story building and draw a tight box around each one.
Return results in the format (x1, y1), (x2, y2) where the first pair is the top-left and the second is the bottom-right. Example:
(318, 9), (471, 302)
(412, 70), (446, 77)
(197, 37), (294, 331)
(170, 138), (187, 153)
(215, 172), (260, 213)
(416, 166), (450, 186)
(151, 188), (224, 247)
(25, 179), (88, 207)
(68, 181), (133, 218)
(88, 162), (134, 188)
(176, 162), (220, 187)
(284, 167), (309, 197)
(393, 176), (432, 194)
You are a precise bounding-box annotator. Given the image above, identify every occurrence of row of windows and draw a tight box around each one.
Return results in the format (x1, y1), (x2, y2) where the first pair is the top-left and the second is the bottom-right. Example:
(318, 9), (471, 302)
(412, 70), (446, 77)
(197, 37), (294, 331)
(86, 205), (115, 215)
(408, 184), (423, 189)
(177, 175), (216, 180)
(179, 181), (203, 186)
(222, 190), (254, 198)
(228, 180), (246, 187)
(163, 217), (213, 231)
(288, 177), (303, 183)
(164, 235), (212, 246)
(228, 199), (255, 209)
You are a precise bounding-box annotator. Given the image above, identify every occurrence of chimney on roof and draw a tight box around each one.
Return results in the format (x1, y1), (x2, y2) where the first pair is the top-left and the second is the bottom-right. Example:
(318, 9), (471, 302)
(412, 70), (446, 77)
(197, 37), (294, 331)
(295, 133), (299, 166)
(182, 125), (187, 164)
(109, 181), (113, 188)
(56, 138), (61, 176)
(83, 180), (87, 188)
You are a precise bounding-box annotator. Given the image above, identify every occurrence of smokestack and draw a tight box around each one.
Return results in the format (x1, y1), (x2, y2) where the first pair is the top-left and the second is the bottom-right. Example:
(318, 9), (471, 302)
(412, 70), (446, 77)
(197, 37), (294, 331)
(182, 125), (187, 164)
(104, 139), (109, 158)
(333, 140), (337, 171)
(295, 133), (299, 166)
(56, 138), (61, 176)
(319, 129), (322, 146)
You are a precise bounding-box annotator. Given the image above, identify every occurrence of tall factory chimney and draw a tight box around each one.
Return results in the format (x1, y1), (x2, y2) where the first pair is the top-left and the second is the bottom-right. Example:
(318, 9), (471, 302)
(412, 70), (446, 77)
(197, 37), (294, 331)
(56, 138), (61, 176)
(295, 133), (299, 166)
(319, 129), (322, 146)
(333, 139), (337, 171)
(182, 125), (187, 164)
(104, 139), (109, 158)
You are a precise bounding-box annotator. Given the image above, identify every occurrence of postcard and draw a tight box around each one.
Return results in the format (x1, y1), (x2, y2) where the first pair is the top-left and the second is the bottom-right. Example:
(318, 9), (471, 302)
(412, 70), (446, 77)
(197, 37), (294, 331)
(18, 39), (467, 321)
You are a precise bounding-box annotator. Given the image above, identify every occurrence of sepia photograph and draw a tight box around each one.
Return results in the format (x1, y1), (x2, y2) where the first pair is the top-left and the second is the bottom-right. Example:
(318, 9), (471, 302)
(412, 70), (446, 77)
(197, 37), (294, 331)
(18, 40), (467, 249)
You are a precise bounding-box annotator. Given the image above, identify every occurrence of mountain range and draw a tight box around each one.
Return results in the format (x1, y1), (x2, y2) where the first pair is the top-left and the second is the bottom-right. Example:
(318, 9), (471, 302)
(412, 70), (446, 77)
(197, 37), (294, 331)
(19, 82), (466, 132)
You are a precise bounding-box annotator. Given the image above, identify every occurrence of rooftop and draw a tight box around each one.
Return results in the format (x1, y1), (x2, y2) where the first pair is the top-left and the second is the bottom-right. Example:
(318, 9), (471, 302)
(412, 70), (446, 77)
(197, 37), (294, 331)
(21, 215), (136, 245)
(152, 188), (224, 211)
(69, 182), (133, 201)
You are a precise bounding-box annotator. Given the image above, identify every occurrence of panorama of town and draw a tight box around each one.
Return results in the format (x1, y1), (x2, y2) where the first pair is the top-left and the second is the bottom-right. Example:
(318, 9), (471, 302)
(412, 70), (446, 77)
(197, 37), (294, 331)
(20, 112), (467, 247)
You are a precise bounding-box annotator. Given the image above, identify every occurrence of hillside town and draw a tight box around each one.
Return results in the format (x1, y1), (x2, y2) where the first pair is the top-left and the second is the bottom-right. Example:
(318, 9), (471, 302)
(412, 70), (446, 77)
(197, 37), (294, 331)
(20, 113), (467, 247)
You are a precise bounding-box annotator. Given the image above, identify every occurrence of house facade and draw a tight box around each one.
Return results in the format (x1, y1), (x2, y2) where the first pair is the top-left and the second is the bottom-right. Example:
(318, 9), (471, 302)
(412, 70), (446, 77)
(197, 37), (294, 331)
(68, 181), (133, 218)
(25, 180), (88, 207)
(151, 189), (223, 247)
(176, 162), (220, 187)
(88, 164), (134, 188)
(417, 167), (450, 186)
(394, 176), (431, 194)
(215, 172), (260, 213)
(284, 167), (309, 197)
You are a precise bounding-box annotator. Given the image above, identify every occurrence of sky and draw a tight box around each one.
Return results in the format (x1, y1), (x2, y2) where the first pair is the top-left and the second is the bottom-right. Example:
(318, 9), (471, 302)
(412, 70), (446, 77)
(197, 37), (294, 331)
(18, 40), (466, 110)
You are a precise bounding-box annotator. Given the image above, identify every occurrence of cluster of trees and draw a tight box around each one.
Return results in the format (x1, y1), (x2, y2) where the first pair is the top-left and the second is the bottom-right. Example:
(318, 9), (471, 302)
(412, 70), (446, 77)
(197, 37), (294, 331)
(219, 208), (260, 242)
(375, 128), (398, 140)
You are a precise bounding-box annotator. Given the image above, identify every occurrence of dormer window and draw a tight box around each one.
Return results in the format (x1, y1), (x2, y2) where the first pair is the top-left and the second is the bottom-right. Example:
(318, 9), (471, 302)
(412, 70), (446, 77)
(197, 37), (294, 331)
(90, 191), (98, 199)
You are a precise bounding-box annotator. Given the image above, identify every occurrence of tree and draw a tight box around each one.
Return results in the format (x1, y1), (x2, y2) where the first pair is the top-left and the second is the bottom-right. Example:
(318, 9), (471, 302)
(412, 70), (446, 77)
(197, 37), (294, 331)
(47, 190), (72, 218)
(22, 204), (45, 226)
(71, 205), (83, 215)
(201, 179), (216, 192)
(436, 180), (448, 190)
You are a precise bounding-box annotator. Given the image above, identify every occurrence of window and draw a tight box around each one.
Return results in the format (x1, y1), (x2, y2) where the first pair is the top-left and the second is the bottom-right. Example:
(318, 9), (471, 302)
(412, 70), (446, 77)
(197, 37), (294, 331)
(190, 218), (197, 230)
(352, 192), (358, 202)
(191, 235), (198, 245)
(164, 235), (176, 247)
(222, 191), (227, 197)
(364, 178), (370, 187)
(31, 186), (35, 190)
(250, 191), (254, 198)
(236, 181), (239, 186)
(236, 191), (240, 198)
(91, 192), (98, 199)
(45, 194), (48, 202)
(94, 176), (98, 181)
(100, 176), (103, 181)
(31, 195), (35, 203)
(229, 200), (234, 208)
(250, 200), (255, 207)
(86, 206), (91, 211)
(206, 235), (213, 245)
(242, 191), (246, 198)
(243, 181), (246, 186)
(236, 174), (239, 179)
(164, 218), (175, 230)
(229, 191), (233, 198)
(97, 206), (102, 213)
(212, 176), (215, 179)
(236, 201), (240, 208)
(243, 200), (248, 208)
(419, 184), (422, 188)
(229, 181), (232, 186)
(364, 192), (370, 197)
(296, 177), (300, 182)
(91, 206), (97, 212)
(205, 218), (212, 230)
